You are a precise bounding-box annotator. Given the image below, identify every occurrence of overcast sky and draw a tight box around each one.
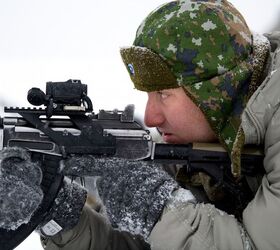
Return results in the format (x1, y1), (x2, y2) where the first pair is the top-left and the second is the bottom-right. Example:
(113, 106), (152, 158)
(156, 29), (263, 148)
(0, 0), (279, 249)
(1, 0), (280, 116)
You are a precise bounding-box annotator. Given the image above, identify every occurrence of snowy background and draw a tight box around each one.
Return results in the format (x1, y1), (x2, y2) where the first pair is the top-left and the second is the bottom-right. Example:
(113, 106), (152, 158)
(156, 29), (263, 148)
(0, 0), (279, 249)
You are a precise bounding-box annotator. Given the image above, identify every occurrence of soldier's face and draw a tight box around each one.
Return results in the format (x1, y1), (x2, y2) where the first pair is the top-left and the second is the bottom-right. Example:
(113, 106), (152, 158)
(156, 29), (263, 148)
(144, 87), (217, 144)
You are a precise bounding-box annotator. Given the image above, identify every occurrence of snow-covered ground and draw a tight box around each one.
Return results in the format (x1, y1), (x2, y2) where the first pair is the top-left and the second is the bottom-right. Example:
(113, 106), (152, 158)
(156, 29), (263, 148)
(1, 0), (280, 249)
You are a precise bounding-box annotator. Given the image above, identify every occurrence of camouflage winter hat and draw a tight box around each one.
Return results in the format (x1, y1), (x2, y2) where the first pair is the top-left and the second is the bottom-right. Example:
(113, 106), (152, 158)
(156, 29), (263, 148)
(120, 0), (254, 177)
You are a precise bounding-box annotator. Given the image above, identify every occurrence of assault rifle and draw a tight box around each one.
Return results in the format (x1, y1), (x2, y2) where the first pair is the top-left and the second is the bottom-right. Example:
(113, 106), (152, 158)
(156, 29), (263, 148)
(0, 79), (264, 250)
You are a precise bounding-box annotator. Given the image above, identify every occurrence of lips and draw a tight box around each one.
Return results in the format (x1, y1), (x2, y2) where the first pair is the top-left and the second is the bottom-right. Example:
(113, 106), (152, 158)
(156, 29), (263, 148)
(157, 129), (174, 142)
(163, 132), (172, 136)
(162, 132), (174, 142)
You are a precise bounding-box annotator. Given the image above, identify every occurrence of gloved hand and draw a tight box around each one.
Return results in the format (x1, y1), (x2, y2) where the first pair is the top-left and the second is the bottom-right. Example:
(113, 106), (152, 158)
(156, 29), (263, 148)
(0, 147), (43, 230)
(62, 156), (180, 239)
(0, 147), (87, 237)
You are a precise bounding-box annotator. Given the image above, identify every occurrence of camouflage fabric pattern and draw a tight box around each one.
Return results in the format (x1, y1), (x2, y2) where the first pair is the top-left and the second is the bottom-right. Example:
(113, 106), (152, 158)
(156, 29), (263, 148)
(120, 0), (254, 176)
(134, 0), (252, 86)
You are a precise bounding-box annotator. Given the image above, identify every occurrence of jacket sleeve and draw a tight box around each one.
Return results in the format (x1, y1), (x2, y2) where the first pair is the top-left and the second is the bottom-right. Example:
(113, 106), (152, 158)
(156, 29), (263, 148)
(242, 32), (280, 249)
(149, 189), (253, 250)
(149, 32), (280, 250)
(243, 111), (280, 249)
(41, 204), (150, 250)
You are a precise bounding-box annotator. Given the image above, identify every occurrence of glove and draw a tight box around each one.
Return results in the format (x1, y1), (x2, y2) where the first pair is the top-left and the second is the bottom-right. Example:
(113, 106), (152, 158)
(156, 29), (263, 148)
(62, 156), (180, 239)
(0, 147), (87, 237)
(0, 147), (43, 230)
(38, 177), (87, 236)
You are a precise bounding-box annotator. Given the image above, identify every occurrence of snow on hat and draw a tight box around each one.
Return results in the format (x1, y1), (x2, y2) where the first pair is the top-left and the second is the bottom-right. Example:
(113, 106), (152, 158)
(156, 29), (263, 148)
(120, 0), (254, 177)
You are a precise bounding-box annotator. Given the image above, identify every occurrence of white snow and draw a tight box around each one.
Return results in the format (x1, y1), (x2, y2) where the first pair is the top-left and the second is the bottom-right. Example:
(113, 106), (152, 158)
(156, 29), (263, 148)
(167, 188), (195, 209)
(253, 32), (270, 47)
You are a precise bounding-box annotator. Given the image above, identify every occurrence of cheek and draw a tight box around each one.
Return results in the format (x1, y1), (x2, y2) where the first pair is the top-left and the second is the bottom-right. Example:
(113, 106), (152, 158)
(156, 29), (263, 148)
(172, 104), (216, 142)
(177, 104), (202, 127)
(168, 106), (197, 132)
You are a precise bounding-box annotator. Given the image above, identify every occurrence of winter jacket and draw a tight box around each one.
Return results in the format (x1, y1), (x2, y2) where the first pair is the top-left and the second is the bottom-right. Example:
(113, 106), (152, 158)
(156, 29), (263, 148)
(41, 31), (280, 250)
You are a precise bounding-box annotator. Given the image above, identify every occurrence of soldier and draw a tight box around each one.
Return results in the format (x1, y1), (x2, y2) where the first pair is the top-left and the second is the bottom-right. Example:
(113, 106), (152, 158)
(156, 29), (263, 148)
(1, 0), (280, 249)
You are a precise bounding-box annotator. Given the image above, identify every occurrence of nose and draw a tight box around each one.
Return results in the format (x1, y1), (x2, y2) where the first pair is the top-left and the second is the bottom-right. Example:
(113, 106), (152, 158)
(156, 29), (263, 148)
(144, 93), (165, 128)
